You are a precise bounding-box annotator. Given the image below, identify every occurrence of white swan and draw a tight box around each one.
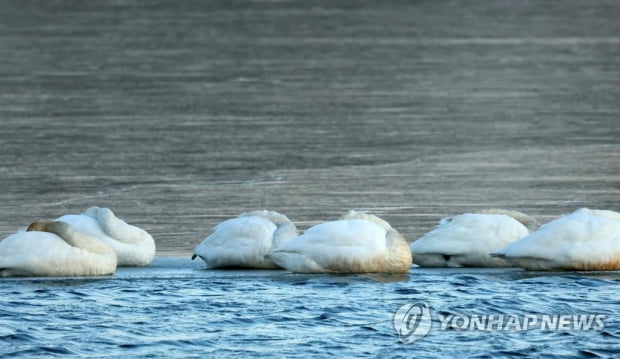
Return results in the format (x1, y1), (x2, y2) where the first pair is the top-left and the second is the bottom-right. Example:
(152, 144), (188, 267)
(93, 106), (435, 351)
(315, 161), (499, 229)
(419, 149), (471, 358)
(491, 208), (620, 271)
(56, 207), (155, 267)
(192, 210), (298, 269)
(0, 220), (117, 277)
(410, 209), (539, 267)
(267, 210), (412, 274)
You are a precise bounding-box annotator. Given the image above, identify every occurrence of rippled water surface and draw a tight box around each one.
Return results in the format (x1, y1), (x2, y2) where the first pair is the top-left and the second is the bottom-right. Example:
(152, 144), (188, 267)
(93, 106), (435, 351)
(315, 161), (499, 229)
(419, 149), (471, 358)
(1, 258), (619, 358)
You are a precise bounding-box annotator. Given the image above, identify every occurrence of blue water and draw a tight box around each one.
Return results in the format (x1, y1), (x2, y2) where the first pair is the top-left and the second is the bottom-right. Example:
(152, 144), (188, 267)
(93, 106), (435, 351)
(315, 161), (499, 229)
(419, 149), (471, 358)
(1, 257), (619, 358)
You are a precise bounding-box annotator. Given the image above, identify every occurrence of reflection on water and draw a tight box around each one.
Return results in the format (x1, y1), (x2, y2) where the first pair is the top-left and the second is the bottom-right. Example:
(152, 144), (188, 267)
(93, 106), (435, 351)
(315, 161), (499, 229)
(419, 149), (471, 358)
(1, 258), (618, 358)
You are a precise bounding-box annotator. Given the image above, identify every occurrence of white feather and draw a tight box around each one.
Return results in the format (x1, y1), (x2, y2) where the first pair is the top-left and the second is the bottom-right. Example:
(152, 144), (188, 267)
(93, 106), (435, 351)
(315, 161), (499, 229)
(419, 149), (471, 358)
(268, 211), (412, 273)
(410, 211), (534, 267)
(57, 207), (155, 267)
(492, 208), (620, 271)
(193, 210), (298, 269)
(0, 222), (117, 277)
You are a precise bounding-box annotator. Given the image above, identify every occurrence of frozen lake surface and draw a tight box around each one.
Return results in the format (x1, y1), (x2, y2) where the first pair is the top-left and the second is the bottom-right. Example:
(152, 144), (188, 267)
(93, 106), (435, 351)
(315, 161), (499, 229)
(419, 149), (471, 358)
(1, 0), (619, 253)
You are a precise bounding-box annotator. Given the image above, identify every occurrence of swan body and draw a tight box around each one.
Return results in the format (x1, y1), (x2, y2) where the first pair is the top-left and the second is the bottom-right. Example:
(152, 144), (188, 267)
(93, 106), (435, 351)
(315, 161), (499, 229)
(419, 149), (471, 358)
(267, 210), (412, 274)
(56, 207), (155, 267)
(192, 210), (298, 269)
(410, 209), (538, 267)
(0, 221), (117, 277)
(491, 208), (620, 271)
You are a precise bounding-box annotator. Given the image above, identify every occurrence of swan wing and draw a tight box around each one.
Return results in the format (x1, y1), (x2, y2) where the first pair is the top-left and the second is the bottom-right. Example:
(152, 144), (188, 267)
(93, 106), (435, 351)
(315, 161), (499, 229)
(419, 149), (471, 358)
(269, 219), (388, 273)
(194, 216), (278, 268)
(493, 211), (620, 270)
(0, 231), (114, 277)
(411, 214), (529, 255)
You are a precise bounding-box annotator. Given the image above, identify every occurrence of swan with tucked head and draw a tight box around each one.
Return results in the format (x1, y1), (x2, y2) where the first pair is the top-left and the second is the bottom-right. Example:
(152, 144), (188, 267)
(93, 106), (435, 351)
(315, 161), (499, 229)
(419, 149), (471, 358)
(491, 208), (620, 271)
(192, 210), (298, 269)
(410, 209), (539, 267)
(267, 210), (412, 274)
(56, 207), (155, 267)
(0, 220), (117, 277)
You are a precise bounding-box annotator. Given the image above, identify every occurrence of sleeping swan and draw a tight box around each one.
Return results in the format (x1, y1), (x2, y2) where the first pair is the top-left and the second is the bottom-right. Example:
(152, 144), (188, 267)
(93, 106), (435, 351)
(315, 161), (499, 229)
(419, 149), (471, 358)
(267, 210), (412, 274)
(0, 220), (117, 277)
(56, 207), (155, 267)
(410, 209), (539, 267)
(491, 208), (620, 271)
(192, 210), (298, 269)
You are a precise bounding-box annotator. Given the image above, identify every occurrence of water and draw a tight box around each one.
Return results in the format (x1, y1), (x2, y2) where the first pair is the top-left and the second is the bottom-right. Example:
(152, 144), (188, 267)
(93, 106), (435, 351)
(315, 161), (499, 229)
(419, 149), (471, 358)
(1, 258), (618, 358)
(1, 0), (620, 357)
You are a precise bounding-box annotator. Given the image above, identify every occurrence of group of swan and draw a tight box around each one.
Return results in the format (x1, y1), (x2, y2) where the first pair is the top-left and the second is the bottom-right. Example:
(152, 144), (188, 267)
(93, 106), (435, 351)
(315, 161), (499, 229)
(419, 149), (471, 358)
(0, 207), (155, 277)
(1, 206), (619, 277)
(411, 208), (620, 271)
(192, 210), (411, 274)
(192, 207), (620, 273)
(191, 207), (620, 273)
